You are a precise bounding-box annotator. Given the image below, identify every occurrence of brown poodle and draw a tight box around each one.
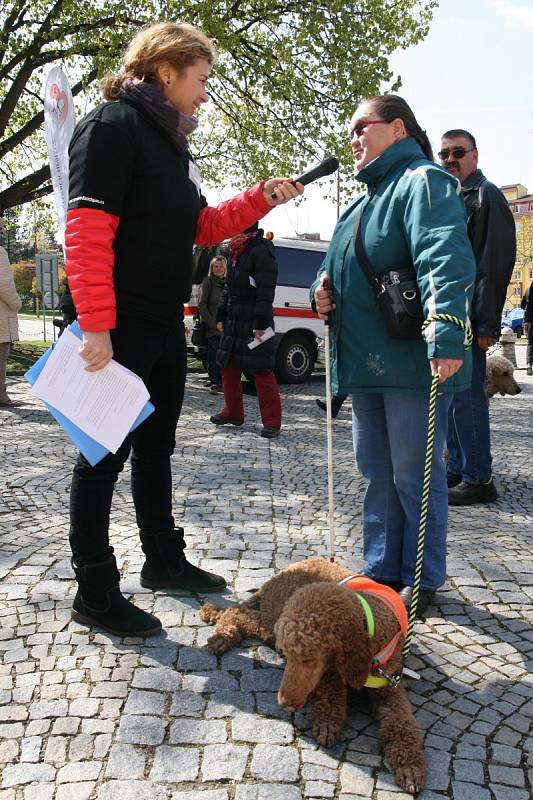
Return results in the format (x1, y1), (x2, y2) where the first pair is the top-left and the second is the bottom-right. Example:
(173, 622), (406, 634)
(200, 558), (425, 794)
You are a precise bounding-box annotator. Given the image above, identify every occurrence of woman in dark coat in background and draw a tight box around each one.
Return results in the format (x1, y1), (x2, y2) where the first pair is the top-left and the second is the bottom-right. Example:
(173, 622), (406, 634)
(198, 255), (227, 392)
(210, 224), (282, 438)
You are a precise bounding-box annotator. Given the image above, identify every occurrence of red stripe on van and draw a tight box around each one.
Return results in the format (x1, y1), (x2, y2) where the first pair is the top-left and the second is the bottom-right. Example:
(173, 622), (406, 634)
(184, 305), (317, 319)
(274, 307), (318, 318)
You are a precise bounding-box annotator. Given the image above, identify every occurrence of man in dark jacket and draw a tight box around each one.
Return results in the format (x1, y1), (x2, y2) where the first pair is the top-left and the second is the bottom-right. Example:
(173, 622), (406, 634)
(439, 129), (516, 504)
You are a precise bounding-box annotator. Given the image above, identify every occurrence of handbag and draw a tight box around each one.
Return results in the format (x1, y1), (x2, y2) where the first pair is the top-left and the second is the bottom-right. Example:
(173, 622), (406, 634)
(190, 316), (207, 348)
(353, 211), (424, 340)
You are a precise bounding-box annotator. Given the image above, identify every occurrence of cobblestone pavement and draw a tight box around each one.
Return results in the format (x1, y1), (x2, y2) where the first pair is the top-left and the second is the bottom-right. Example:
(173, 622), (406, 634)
(1, 352), (532, 800)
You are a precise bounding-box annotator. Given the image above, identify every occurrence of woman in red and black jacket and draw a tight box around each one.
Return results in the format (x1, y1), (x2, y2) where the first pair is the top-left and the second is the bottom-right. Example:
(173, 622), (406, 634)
(65, 21), (302, 638)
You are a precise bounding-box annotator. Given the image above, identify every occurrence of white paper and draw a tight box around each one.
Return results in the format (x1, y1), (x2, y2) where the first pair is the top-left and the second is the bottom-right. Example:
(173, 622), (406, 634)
(31, 328), (150, 453)
(247, 326), (275, 350)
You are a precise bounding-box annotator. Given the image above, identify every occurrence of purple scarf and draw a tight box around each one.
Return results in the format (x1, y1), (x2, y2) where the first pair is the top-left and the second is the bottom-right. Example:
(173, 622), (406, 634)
(119, 78), (198, 151)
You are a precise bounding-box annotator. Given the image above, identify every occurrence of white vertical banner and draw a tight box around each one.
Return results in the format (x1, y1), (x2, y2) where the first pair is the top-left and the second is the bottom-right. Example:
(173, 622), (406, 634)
(43, 67), (76, 245)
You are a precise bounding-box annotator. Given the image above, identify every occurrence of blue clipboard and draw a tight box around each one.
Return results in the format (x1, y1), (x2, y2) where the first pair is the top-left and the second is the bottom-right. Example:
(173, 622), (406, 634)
(25, 321), (154, 466)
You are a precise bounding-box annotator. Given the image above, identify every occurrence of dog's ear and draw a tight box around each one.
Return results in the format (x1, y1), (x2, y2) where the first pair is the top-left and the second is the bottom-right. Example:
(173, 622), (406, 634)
(334, 620), (373, 689)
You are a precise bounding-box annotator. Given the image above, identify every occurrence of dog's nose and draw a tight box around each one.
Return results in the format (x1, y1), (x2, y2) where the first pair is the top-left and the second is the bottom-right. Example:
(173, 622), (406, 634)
(277, 689), (303, 711)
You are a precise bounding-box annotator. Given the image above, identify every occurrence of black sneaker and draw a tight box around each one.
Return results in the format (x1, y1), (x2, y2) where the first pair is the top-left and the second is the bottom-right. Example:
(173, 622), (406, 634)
(448, 479), (498, 506)
(446, 473), (461, 488)
(398, 586), (435, 618)
(315, 398), (341, 418)
(210, 413), (244, 426)
(260, 426), (280, 438)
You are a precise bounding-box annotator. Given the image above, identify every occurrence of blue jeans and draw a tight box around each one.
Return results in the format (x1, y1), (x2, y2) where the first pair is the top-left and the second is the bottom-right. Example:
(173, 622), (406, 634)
(207, 334), (221, 386)
(352, 391), (452, 591)
(447, 345), (491, 483)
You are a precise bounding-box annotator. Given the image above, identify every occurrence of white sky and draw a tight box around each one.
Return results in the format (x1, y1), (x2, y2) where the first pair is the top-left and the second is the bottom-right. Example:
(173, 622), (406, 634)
(205, 0), (532, 241)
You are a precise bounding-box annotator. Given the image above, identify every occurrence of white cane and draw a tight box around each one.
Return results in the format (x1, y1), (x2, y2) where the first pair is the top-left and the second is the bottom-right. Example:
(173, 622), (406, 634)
(323, 312), (336, 563)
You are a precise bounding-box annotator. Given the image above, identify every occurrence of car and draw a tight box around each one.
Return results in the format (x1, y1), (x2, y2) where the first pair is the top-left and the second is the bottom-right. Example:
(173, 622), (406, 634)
(185, 237), (328, 383)
(501, 307), (524, 337)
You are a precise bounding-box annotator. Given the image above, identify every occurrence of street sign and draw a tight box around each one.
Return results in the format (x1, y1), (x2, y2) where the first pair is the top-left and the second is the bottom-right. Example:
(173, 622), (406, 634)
(35, 253), (59, 296)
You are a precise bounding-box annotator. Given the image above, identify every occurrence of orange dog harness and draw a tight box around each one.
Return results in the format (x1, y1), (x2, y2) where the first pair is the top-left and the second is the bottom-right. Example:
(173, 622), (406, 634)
(338, 575), (408, 688)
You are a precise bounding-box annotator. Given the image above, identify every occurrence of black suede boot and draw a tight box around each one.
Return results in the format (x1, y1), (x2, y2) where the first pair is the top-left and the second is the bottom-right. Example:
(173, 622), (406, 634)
(71, 556), (162, 636)
(140, 528), (226, 593)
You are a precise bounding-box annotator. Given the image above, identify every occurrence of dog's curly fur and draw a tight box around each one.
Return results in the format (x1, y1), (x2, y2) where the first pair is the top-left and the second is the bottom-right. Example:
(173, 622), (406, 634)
(200, 558), (425, 794)
(485, 353), (521, 398)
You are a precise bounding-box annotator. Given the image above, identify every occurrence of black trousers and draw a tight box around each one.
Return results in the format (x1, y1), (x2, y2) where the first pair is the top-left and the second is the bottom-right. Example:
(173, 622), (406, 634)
(69, 316), (187, 563)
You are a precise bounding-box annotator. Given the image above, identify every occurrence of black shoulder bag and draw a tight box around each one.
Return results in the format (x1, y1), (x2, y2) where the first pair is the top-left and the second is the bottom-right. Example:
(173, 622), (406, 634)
(353, 212), (424, 341)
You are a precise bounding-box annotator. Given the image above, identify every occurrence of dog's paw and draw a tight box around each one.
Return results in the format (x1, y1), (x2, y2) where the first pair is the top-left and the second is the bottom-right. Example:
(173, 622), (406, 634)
(312, 720), (341, 748)
(206, 632), (234, 654)
(394, 763), (425, 795)
(200, 603), (222, 624)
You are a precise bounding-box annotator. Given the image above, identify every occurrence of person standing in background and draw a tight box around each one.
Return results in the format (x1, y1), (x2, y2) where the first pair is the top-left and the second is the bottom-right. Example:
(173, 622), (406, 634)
(522, 283), (532, 375)
(211, 224), (282, 438)
(0, 218), (21, 408)
(439, 130), (516, 505)
(198, 255), (226, 392)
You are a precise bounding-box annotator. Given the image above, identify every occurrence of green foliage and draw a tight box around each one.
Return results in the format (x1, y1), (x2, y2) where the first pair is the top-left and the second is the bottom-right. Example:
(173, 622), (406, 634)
(11, 259), (34, 295)
(0, 0), (437, 212)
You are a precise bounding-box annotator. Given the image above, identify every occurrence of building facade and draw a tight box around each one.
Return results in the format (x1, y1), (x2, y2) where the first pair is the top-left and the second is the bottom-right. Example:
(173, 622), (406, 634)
(501, 183), (533, 309)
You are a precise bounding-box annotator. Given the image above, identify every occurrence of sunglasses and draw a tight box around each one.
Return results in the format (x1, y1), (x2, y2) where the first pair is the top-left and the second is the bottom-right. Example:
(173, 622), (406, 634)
(350, 119), (390, 139)
(438, 147), (474, 161)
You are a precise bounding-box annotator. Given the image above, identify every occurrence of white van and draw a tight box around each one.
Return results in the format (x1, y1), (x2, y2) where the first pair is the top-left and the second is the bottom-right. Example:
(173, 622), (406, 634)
(184, 236), (328, 383)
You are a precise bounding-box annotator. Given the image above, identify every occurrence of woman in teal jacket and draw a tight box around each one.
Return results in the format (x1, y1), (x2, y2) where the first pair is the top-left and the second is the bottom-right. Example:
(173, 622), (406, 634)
(312, 95), (475, 615)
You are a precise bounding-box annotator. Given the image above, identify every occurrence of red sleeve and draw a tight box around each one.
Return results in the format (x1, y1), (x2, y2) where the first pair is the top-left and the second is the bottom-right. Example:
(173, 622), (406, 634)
(65, 207), (119, 331)
(195, 181), (271, 246)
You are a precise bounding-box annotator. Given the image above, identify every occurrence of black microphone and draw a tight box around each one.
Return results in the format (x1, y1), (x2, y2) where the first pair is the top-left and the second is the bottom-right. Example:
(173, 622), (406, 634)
(271, 156), (339, 198)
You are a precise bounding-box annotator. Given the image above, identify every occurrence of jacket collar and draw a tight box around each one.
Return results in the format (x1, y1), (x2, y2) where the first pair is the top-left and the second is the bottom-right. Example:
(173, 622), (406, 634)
(356, 137), (426, 189)
(460, 168), (486, 192)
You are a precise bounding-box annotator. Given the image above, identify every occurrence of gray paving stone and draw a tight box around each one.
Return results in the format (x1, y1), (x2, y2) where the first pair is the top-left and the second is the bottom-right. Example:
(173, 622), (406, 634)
(250, 743), (300, 781)
(491, 786), (530, 800)
(234, 786), (302, 800)
(105, 744), (145, 779)
(454, 759), (485, 784)
(303, 781), (335, 797)
(450, 782), (491, 800)
(488, 764), (525, 787)
(169, 718), (227, 744)
(123, 689), (165, 716)
(56, 762), (102, 783)
(240, 668), (283, 692)
(205, 690), (254, 718)
(339, 763), (374, 795)
(23, 785), (55, 800)
(2, 764), (55, 787)
(169, 690), (206, 716)
(55, 783), (95, 800)
(97, 781), (167, 800)
(28, 700), (68, 719)
(68, 698), (99, 717)
(149, 745), (200, 782)
(424, 748), (451, 791)
(181, 671), (239, 693)
(201, 743), (249, 780)
(116, 715), (166, 745)
(491, 743), (522, 766)
(232, 713), (294, 743)
(171, 793), (228, 800)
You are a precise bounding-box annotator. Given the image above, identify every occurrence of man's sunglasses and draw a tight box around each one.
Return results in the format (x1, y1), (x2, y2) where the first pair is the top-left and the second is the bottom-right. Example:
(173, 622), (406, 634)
(438, 147), (474, 161)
